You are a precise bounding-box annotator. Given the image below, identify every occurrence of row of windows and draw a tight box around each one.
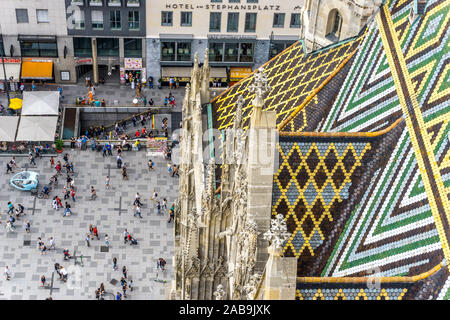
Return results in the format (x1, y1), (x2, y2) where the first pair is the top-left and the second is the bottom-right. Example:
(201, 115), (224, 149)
(16, 9), (50, 24)
(72, 10), (140, 30)
(162, 11), (301, 31)
(71, 0), (140, 7)
(74, 37), (142, 57)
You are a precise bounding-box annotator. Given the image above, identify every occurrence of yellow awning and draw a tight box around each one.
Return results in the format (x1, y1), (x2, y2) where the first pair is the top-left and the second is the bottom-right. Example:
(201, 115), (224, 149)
(21, 61), (53, 80)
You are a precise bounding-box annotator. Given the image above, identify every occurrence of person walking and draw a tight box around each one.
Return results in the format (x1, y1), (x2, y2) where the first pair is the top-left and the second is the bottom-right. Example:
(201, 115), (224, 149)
(162, 198), (167, 214)
(64, 202), (71, 217)
(4, 266), (11, 280)
(7, 201), (14, 214)
(90, 186), (97, 200)
(71, 188), (76, 202)
(148, 159), (154, 171)
(113, 257), (118, 271)
(6, 161), (13, 174)
(122, 266), (127, 279)
(134, 204), (142, 219)
(105, 176), (110, 189)
(29, 153), (36, 166)
(93, 226), (99, 240)
(24, 220), (31, 233)
(41, 275), (46, 287)
(156, 201), (161, 215)
(122, 281), (128, 298)
(116, 292), (122, 300)
(49, 237), (55, 250)
(122, 167), (128, 180)
(123, 229), (129, 244)
(105, 234), (110, 248)
(85, 234), (91, 247)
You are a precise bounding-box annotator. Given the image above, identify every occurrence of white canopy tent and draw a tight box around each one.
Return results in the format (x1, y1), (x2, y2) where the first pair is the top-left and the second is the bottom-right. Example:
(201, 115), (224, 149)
(0, 117), (19, 142)
(21, 91), (59, 116)
(16, 116), (58, 141)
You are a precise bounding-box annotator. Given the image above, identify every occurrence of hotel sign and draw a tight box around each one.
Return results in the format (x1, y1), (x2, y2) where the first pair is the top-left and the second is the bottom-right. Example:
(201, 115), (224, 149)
(165, 3), (303, 11)
(0, 58), (21, 64)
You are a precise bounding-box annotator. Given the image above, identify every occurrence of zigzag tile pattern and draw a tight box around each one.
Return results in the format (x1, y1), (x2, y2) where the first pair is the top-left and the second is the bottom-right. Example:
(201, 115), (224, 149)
(210, 38), (361, 132)
(320, 0), (449, 134)
(272, 137), (371, 275)
(296, 284), (410, 300)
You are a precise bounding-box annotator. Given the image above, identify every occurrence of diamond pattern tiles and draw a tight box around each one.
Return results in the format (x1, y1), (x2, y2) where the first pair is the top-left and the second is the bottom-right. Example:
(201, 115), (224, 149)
(210, 38), (362, 132)
(296, 285), (410, 300)
(272, 138), (371, 266)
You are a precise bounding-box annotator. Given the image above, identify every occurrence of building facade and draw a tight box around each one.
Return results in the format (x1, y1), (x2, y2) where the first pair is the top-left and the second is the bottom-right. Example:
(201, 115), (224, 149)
(0, 0), (72, 84)
(65, 0), (146, 84)
(146, 0), (305, 86)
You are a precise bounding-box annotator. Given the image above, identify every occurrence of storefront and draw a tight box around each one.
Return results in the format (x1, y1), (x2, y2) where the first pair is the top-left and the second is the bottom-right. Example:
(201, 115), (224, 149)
(161, 66), (192, 86)
(210, 67), (227, 87)
(21, 58), (54, 82)
(0, 58), (21, 92)
(121, 57), (146, 85)
(229, 67), (253, 86)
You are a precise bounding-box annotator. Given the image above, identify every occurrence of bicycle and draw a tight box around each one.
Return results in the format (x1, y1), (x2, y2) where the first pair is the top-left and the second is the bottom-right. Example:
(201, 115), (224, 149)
(37, 185), (53, 199)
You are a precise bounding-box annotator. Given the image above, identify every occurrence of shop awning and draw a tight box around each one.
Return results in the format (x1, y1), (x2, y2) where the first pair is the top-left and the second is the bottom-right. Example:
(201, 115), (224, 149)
(0, 64), (21, 82)
(0, 117), (19, 142)
(210, 67), (227, 79)
(161, 66), (192, 79)
(22, 91), (59, 116)
(16, 116), (58, 142)
(21, 60), (53, 80)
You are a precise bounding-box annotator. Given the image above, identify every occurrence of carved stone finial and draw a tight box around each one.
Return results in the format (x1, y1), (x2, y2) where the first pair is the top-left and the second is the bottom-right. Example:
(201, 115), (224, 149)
(205, 157), (216, 200)
(248, 68), (270, 109)
(243, 273), (262, 300)
(194, 52), (199, 67)
(213, 284), (226, 300)
(263, 214), (290, 251)
(204, 48), (209, 67)
(234, 95), (245, 130)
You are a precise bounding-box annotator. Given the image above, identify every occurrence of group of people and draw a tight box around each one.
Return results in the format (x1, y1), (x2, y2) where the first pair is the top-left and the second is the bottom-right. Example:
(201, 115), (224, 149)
(3, 201), (27, 233)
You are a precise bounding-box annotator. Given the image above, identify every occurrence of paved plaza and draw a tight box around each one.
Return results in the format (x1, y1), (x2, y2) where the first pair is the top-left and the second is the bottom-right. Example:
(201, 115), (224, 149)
(0, 148), (178, 300)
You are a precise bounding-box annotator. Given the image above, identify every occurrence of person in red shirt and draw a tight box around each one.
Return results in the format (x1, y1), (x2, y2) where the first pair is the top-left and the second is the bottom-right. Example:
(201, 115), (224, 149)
(93, 226), (99, 240)
(135, 130), (140, 138)
(141, 127), (146, 137)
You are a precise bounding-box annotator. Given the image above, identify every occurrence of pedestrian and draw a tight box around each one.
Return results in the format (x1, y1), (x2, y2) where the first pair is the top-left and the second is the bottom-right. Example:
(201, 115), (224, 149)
(93, 226), (99, 240)
(156, 201), (161, 215)
(157, 258), (166, 271)
(135, 193), (142, 206)
(6, 161), (13, 174)
(113, 257), (118, 271)
(116, 292), (122, 300)
(134, 204), (142, 219)
(4, 266), (11, 280)
(162, 198), (167, 213)
(5, 221), (14, 232)
(64, 202), (71, 217)
(122, 167), (128, 180)
(123, 229), (129, 244)
(105, 234), (110, 247)
(90, 186), (97, 200)
(117, 155), (122, 169)
(60, 266), (68, 282)
(40, 244), (47, 255)
(52, 197), (58, 210)
(168, 207), (174, 223)
(29, 153), (36, 165)
(50, 156), (55, 168)
(122, 281), (128, 298)
(41, 275), (46, 287)
(56, 196), (63, 209)
(71, 188), (76, 202)
(148, 159), (154, 171)
(107, 143), (112, 156)
(25, 220), (31, 233)
(49, 237), (55, 250)
(86, 234), (91, 247)
(129, 279), (133, 292)
(105, 176), (110, 189)
(150, 190), (158, 203)
(89, 224), (94, 235)
(55, 263), (61, 278)
(7, 201), (14, 214)
(102, 144), (107, 157)
(122, 266), (127, 279)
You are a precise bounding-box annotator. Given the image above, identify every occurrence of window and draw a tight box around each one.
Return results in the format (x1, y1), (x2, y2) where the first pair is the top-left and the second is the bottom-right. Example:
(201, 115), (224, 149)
(326, 9), (342, 41)
(128, 11), (140, 30)
(91, 10), (104, 29)
(108, 0), (121, 6)
(209, 42), (224, 62)
(124, 38), (142, 57)
(20, 40), (57, 57)
(229, 0), (240, 2)
(244, 13), (256, 32)
(209, 42), (254, 62)
(247, 0), (258, 2)
(71, 0), (84, 5)
(36, 9), (49, 23)
(211, 0), (222, 2)
(210, 12), (221, 32)
(290, 13), (301, 28)
(176, 42), (191, 61)
(97, 38), (119, 56)
(181, 12), (192, 27)
(161, 11), (173, 26)
(73, 37), (92, 57)
(110, 10), (121, 30)
(74, 10), (85, 29)
(127, 0), (140, 6)
(239, 43), (253, 62)
(90, 0), (103, 6)
(269, 41), (296, 59)
(0, 39), (4, 57)
(16, 9), (29, 24)
(273, 13), (285, 28)
(227, 12), (239, 32)
(161, 41), (191, 61)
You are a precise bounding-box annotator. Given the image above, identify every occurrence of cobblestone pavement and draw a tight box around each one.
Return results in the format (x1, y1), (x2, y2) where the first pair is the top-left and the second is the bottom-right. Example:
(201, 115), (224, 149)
(0, 148), (178, 300)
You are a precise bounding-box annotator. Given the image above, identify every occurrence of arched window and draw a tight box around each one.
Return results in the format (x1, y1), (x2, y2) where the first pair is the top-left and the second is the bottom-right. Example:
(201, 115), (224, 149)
(326, 9), (342, 42)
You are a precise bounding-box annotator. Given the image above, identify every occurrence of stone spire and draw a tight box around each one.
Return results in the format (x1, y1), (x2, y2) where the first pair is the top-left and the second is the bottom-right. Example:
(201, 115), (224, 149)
(213, 284), (226, 300)
(248, 68), (270, 111)
(234, 95), (245, 130)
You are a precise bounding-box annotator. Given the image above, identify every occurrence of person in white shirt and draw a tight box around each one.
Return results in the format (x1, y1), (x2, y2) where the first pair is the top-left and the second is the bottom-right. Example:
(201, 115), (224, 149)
(4, 266), (11, 280)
